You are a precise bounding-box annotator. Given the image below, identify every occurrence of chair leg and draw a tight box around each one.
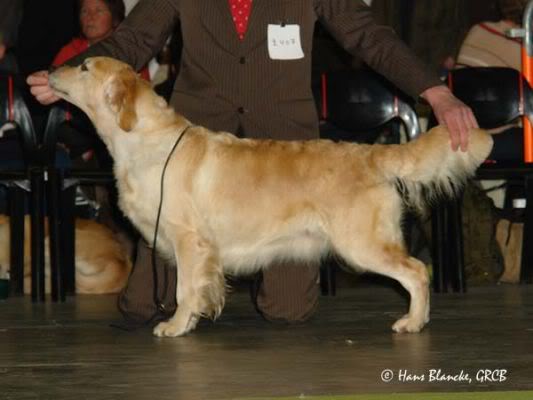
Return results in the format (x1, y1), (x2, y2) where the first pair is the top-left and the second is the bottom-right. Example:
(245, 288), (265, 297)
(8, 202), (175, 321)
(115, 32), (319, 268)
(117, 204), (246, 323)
(441, 201), (453, 293)
(320, 257), (337, 296)
(450, 195), (466, 293)
(47, 168), (64, 302)
(30, 169), (46, 302)
(520, 175), (533, 283)
(327, 261), (336, 296)
(431, 202), (446, 293)
(60, 182), (76, 295)
(320, 261), (330, 296)
(8, 186), (25, 296)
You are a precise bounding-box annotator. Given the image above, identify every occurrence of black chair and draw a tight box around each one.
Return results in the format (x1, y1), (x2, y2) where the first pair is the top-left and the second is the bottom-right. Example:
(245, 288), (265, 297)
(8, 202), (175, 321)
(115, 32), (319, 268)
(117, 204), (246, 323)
(314, 69), (422, 295)
(0, 74), (47, 301)
(431, 67), (533, 293)
(43, 104), (117, 297)
(316, 69), (421, 144)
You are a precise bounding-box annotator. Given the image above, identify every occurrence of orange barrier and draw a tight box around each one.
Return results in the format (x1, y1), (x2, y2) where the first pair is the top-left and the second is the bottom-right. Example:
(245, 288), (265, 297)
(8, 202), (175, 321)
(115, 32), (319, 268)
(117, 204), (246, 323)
(522, 47), (533, 162)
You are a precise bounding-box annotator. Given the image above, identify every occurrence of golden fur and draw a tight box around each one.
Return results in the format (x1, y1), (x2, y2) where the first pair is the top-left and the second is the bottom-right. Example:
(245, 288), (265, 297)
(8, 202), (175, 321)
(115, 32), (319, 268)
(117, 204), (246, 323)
(0, 215), (131, 294)
(49, 57), (493, 337)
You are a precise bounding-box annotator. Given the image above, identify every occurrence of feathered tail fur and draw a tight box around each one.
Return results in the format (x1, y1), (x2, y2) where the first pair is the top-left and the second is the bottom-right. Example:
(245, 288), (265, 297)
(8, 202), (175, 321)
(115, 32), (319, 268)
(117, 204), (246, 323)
(372, 126), (494, 210)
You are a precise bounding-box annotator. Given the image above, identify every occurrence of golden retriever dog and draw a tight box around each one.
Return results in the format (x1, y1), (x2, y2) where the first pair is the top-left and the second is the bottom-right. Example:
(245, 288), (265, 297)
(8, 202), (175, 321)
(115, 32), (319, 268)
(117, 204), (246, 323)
(48, 57), (493, 337)
(0, 215), (131, 294)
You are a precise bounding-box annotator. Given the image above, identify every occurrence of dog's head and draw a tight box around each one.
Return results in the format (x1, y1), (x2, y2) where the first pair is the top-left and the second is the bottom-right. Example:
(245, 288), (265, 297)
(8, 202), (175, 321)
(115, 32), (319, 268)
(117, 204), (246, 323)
(49, 57), (142, 132)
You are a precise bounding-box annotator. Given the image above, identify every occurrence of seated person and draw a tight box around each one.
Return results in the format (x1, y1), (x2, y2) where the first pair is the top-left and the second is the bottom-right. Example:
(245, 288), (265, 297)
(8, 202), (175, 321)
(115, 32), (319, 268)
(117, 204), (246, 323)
(51, 0), (146, 247)
(456, 0), (525, 164)
(457, 1), (522, 70)
(456, 0), (527, 209)
(52, 0), (149, 164)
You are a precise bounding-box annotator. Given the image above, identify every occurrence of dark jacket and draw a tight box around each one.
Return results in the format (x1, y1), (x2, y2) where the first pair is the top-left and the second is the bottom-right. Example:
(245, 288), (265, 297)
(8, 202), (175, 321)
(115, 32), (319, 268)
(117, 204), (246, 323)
(67, 0), (442, 139)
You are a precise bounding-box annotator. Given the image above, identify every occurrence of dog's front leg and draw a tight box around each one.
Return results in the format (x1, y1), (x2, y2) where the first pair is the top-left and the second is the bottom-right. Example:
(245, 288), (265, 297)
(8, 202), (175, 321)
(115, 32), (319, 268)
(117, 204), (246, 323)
(153, 231), (225, 337)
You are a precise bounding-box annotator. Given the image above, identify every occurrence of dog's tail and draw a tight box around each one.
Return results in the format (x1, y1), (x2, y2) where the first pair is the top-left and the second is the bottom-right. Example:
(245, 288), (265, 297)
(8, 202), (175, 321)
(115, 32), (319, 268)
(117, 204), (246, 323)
(373, 126), (493, 210)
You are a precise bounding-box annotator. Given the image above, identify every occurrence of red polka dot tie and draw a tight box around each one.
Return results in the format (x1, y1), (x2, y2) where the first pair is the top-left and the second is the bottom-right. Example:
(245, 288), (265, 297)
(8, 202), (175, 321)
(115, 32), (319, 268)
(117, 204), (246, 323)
(229, 0), (253, 41)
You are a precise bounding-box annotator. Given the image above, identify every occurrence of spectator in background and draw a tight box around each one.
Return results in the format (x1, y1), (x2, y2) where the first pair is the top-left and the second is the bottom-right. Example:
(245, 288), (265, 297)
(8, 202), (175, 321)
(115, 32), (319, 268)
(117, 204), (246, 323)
(457, 0), (525, 70)
(53, 0), (149, 81)
(456, 0), (528, 210)
(51, 0), (148, 254)
(53, 0), (149, 163)
(371, 0), (501, 76)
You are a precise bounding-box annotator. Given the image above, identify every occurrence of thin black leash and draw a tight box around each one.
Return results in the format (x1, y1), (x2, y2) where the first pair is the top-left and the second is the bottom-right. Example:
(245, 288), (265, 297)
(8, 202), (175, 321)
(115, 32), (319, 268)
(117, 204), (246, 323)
(151, 124), (195, 316)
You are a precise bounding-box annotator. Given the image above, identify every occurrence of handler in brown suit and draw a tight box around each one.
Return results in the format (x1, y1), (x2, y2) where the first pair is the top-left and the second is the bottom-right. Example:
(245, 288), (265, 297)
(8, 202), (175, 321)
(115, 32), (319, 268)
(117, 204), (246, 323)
(28, 0), (477, 323)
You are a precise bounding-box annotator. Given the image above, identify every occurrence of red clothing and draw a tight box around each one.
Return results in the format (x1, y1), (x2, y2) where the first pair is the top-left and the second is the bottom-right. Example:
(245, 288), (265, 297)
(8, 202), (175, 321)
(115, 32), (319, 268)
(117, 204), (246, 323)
(52, 38), (88, 67)
(53, 37), (151, 81)
(228, 0), (252, 40)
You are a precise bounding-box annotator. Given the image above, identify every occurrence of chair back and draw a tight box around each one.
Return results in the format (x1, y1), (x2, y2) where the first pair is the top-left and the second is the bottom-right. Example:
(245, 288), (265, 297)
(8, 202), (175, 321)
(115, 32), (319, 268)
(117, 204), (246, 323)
(44, 103), (113, 180)
(447, 67), (533, 129)
(0, 75), (39, 162)
(316, 69), (421, 142)
(42, 103), (71, 166)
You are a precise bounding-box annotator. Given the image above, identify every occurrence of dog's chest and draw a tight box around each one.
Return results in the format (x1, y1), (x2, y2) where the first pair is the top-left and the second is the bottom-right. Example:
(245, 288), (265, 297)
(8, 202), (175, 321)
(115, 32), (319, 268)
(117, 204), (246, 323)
(115, 165), (161, 235)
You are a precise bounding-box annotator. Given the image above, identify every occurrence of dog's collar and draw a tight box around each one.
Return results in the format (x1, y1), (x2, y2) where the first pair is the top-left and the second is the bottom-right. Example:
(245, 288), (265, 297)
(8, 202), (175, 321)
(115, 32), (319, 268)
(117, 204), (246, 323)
(162, 124), (195, 164)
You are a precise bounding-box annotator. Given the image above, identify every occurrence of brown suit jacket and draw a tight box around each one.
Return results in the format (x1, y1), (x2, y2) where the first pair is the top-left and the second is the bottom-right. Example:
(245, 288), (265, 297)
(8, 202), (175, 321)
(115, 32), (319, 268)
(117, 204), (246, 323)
(68, 0), (442, 139)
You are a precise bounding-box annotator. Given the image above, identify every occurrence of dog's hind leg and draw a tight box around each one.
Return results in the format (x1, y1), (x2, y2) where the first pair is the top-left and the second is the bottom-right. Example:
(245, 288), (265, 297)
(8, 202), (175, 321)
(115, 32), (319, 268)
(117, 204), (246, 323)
(153, 231), (225, 337)
(337, 240), (430, 333)
(330, 211), (430, 334)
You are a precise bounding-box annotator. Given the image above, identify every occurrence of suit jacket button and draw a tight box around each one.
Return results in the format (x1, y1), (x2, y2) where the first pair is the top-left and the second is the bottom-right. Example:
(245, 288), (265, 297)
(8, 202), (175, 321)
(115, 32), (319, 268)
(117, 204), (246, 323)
(239, 57), (246, 64)
(238, 107), (245, 114)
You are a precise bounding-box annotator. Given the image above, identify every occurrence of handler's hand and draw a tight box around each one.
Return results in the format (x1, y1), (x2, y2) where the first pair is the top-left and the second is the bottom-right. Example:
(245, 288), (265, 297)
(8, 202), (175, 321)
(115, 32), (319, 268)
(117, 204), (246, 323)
(26, 70), (60, 105)
(421, 85), (478, 152)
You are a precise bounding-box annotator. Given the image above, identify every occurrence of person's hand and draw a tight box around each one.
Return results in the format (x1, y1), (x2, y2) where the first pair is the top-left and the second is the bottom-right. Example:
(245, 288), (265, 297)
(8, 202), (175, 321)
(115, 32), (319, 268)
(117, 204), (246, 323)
(26, 70), (61, 105)
(421, 85), (478, 152)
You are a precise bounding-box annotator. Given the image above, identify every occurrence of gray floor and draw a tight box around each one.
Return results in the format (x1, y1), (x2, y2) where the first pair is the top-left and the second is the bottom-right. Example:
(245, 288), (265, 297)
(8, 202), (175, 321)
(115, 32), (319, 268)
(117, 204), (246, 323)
(1, 281), (532, 400)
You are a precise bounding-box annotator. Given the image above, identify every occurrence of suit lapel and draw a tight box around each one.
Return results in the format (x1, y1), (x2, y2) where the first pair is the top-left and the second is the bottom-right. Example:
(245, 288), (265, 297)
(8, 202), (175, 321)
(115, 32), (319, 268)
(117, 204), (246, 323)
(203, 0), (272, 56)
(206, 0), (241, 54)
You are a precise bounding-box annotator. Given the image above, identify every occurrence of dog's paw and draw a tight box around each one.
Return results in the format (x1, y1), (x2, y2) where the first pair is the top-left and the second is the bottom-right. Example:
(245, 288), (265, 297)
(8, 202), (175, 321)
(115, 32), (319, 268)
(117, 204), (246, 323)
(153, 321), (188, 338)
(392, 315), (426, 334)
(153, 313), (199, 338)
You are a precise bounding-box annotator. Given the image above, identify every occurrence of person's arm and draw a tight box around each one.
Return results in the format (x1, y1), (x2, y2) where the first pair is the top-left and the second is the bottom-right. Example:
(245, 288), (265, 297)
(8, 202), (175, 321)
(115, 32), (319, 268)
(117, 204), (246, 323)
(314, 0), (477, 151)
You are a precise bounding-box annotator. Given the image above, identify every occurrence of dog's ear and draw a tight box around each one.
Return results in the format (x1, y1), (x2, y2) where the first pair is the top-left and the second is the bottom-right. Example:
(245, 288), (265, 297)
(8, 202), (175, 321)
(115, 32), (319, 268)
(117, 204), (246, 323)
(104, 69), (138, 132)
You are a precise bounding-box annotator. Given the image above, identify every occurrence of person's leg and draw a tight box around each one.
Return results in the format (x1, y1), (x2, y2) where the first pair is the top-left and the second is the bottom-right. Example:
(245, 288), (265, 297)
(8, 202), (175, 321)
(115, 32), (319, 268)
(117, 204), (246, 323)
(117, 239), (177, 325)
(253, 261), (319, 322)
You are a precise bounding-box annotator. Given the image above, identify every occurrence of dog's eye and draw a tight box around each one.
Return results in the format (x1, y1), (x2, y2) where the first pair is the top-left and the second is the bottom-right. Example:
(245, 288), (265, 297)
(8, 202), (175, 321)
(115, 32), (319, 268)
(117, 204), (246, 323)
(81, 63), (88, 72)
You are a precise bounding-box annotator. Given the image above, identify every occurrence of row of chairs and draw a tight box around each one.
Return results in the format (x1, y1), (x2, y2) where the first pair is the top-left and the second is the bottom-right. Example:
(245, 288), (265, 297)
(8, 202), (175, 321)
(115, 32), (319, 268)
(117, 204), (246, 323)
(0, 75), (114, 302)
(432, 67), (533, 292)
(316, 67), (533, 295)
